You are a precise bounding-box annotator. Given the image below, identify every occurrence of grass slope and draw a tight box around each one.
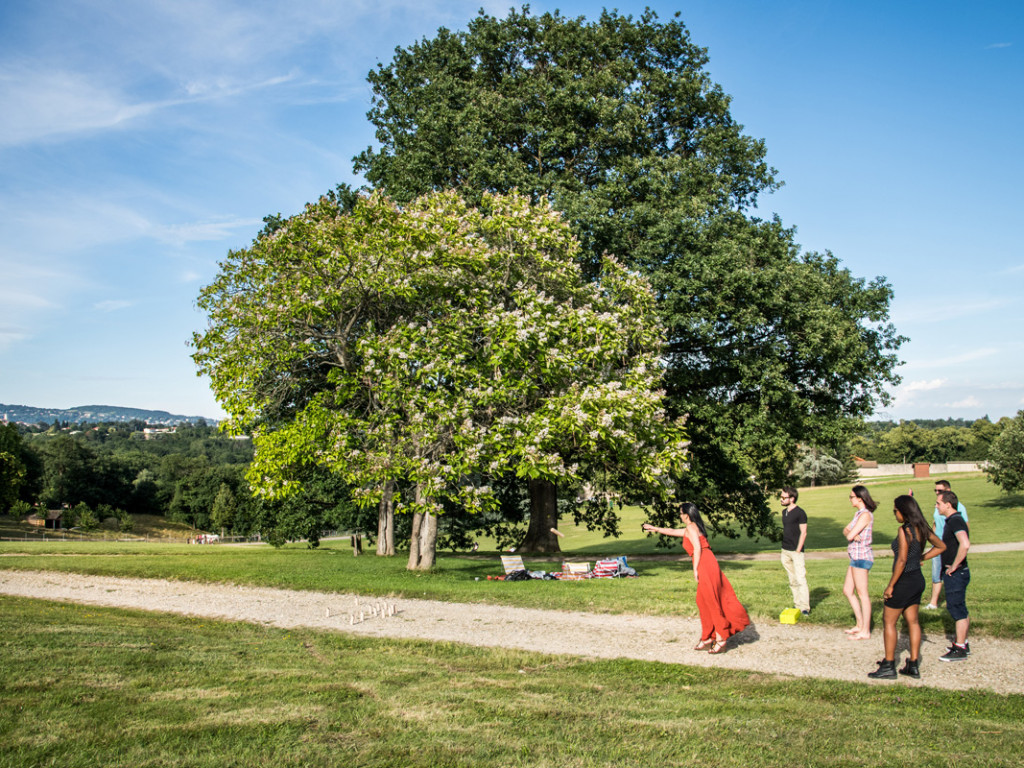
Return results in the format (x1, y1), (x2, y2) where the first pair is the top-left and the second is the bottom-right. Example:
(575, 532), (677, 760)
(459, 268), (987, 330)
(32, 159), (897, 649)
(2, 597), (1021, 768)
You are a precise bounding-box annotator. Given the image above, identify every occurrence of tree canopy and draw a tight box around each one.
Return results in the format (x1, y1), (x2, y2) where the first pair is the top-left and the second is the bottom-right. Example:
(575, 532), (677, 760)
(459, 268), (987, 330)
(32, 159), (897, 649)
(193, 190), (688, 566)
(986, 410), (1024, 494)
(354, 5), (904, 537)
(0, 423), (31, 513)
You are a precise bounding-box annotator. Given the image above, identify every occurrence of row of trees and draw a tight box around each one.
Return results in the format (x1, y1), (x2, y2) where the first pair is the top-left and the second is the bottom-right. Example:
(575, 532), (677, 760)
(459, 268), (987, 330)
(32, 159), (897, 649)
(0, 422), (259, 534)
(849, 418), (1006, 464)
(192, 8), (905, 567)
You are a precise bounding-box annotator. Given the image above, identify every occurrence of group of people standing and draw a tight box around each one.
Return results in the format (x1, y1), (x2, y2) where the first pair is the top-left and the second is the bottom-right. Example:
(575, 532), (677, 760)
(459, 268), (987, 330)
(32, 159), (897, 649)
(642, 480), (973, 676)
(781, 480), (972, 680)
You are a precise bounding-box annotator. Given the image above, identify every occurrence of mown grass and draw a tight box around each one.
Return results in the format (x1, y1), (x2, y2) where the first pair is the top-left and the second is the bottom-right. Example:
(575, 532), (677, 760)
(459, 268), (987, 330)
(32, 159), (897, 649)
(2, 596), (1021, 768)
(1, 472), (1016, 554)
(2, 542), (1022, 638)
(2, 472), (1021, 638)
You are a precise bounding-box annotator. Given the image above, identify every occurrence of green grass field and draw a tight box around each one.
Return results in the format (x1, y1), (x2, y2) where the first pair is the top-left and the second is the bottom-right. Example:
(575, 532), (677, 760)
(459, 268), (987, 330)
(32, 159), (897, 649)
(1, 596), (1021, 768)
(2, 473), (1022, 766)
(2, 473), (1022, 635)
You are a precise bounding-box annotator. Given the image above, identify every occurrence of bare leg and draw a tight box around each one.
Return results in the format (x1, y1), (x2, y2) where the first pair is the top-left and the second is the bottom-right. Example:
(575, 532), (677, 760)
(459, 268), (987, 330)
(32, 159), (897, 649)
(905, 604), (921, 660)
(955, 617), (970, 645)
(852, 567), (872, 638)
(881, 605), (899, 660)
(843, 567), (862, 633)
(927, 580), (942, 607)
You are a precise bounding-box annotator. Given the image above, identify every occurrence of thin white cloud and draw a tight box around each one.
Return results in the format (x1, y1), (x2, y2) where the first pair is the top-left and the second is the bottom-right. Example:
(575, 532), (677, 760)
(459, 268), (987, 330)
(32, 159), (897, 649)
(94, 300), (134, 312)
(944, 348), (1001, 366)
(902, 379), (946, 393)
(986, 42), (1013, 49)
(0, 69), (155, 146)
(0, 289), (54, 311)
(892, 297), (1009, 325)
(2, 194), (151, 254)
(945, 396), (981, 408)
(1, 0), (499, 149)
(153, 217), (263, 245)
(0, 326), (29, 350)
(0, 67), (299, 147)
(897, 347), (1001, 375)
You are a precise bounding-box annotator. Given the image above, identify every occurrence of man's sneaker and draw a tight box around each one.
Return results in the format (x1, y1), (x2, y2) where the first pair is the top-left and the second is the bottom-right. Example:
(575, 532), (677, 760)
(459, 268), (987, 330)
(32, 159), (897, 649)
(800, 610), (810, 616)
(946, 642), (970, 656)
(940, 645), (969, 662)
(923, 604), (938, 610)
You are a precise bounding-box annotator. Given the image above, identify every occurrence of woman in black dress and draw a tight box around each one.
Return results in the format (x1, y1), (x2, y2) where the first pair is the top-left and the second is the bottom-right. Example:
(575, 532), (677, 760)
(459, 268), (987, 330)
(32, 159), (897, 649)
(868, 494), (946, 679)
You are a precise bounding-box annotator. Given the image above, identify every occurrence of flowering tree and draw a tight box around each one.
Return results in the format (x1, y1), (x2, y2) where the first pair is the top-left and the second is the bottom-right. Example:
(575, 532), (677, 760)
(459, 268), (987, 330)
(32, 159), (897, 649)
(193, 191), (687, 567)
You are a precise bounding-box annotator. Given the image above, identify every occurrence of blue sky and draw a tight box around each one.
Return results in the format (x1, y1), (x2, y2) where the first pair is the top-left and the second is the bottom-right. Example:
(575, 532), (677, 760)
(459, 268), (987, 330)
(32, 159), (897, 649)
(1, 0), (1021, 422)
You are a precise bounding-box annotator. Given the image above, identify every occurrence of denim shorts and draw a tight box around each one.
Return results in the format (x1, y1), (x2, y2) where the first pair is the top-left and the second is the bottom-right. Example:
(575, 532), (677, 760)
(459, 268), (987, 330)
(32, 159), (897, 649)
(942, 567), (970, 620)
(931, 556), (943, 584)
(850, 559), (874, 571)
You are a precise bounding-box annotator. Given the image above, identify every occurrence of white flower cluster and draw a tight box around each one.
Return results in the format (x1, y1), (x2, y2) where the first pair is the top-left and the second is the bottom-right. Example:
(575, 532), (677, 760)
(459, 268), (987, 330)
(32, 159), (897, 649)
(195, 190), (689, 512)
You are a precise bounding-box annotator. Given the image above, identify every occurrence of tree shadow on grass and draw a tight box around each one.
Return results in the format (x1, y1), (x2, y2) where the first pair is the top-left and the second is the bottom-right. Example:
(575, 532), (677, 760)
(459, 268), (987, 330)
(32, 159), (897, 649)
(809, 586), (831, 611)
(977, 493), (1024, 510)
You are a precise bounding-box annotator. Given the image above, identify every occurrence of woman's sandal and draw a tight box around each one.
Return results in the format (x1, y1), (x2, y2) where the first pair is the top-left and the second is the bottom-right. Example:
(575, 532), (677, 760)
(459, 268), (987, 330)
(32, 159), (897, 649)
(694, 639), (714, 651)
(708, 639), (727, 654)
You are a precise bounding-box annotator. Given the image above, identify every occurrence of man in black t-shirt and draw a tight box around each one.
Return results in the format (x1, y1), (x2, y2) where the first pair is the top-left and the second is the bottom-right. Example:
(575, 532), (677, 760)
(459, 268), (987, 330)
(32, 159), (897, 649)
(937, 490), (971, 661)
(780, 486), (810, 615)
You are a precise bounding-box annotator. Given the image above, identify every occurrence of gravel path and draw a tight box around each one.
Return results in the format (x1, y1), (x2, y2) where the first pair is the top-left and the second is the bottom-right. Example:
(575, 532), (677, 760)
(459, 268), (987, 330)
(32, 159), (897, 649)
(2, 568), (1021, 695)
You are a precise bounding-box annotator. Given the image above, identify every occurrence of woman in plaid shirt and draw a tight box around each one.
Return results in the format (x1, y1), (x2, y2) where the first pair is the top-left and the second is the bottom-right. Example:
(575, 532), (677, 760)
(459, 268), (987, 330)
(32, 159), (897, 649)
(843, 485), (877, 640)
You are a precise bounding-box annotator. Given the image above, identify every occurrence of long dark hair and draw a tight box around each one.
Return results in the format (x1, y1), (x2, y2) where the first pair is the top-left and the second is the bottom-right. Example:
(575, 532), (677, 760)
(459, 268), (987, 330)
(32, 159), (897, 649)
(894, 494), (930, 543)
(679, 502), (708, 538)
(851, 485), (878, 512)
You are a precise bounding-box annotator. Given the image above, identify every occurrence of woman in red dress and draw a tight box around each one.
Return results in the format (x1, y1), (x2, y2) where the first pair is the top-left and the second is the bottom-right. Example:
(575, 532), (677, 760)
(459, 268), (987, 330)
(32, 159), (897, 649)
(643, 502), (750, 653)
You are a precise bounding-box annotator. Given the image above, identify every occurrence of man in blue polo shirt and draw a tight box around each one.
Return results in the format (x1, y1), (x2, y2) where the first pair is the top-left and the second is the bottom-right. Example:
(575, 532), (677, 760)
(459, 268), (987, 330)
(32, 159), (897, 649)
(925, 479), (968, 610)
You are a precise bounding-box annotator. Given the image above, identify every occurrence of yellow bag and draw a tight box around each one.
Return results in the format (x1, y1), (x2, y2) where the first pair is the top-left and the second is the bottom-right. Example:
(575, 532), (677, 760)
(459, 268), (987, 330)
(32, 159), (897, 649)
(779, 608), (801, 624)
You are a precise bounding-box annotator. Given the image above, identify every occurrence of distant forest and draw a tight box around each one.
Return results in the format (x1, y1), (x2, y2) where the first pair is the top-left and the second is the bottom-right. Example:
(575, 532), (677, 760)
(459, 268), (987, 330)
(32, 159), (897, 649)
(0, 420), (370, 546)
(849, 417), (1006, 464)
(1, 415), (1009, 542)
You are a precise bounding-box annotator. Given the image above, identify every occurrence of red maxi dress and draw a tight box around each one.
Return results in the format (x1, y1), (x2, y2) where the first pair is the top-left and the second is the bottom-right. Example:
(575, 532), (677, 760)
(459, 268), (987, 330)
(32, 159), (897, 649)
(683, 533), (751, 641)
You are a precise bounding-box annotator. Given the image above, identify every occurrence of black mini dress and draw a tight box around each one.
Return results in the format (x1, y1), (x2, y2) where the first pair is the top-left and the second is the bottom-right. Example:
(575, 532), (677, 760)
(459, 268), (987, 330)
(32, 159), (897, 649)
(884, 526), (925, 609)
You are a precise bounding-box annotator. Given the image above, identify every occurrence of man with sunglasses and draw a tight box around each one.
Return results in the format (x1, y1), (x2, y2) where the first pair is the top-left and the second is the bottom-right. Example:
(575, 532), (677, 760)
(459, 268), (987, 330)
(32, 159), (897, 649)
(779, 486), (810, 616)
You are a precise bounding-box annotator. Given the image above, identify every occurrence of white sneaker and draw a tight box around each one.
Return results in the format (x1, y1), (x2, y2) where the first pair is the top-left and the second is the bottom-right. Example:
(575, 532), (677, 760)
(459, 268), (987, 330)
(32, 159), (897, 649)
(924, 604), (938, 610)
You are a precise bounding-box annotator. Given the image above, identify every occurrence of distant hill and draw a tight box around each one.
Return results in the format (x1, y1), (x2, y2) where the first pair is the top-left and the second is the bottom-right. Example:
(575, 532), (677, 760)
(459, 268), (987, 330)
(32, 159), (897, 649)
(0, 403), (216, 426)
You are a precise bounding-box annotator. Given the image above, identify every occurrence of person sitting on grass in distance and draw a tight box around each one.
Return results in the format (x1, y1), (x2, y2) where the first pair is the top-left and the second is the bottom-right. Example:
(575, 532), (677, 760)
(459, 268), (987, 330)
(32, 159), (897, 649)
(868, 494), (945, 680)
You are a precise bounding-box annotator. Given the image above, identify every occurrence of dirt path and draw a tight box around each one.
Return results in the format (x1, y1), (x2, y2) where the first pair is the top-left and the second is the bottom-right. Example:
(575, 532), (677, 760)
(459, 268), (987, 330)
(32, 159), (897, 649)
(2, 569), (1021, 695)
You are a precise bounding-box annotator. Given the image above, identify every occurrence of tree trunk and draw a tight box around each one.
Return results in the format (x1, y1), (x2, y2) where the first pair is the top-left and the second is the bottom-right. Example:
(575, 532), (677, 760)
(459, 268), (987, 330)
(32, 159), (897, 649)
(519, 477), (561, 553)
(376, 479), (395, 556)
(406, 484), (438, 570)
(407, 510), (422, 569)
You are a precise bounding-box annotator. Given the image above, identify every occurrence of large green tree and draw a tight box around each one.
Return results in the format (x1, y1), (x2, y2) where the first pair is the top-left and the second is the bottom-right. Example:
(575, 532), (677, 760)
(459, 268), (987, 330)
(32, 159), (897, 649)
(0, 424), (30, 513)
(354, 6), (903, 537)
(193, 190), (688, 565)
(986, 410), (1024, 493)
